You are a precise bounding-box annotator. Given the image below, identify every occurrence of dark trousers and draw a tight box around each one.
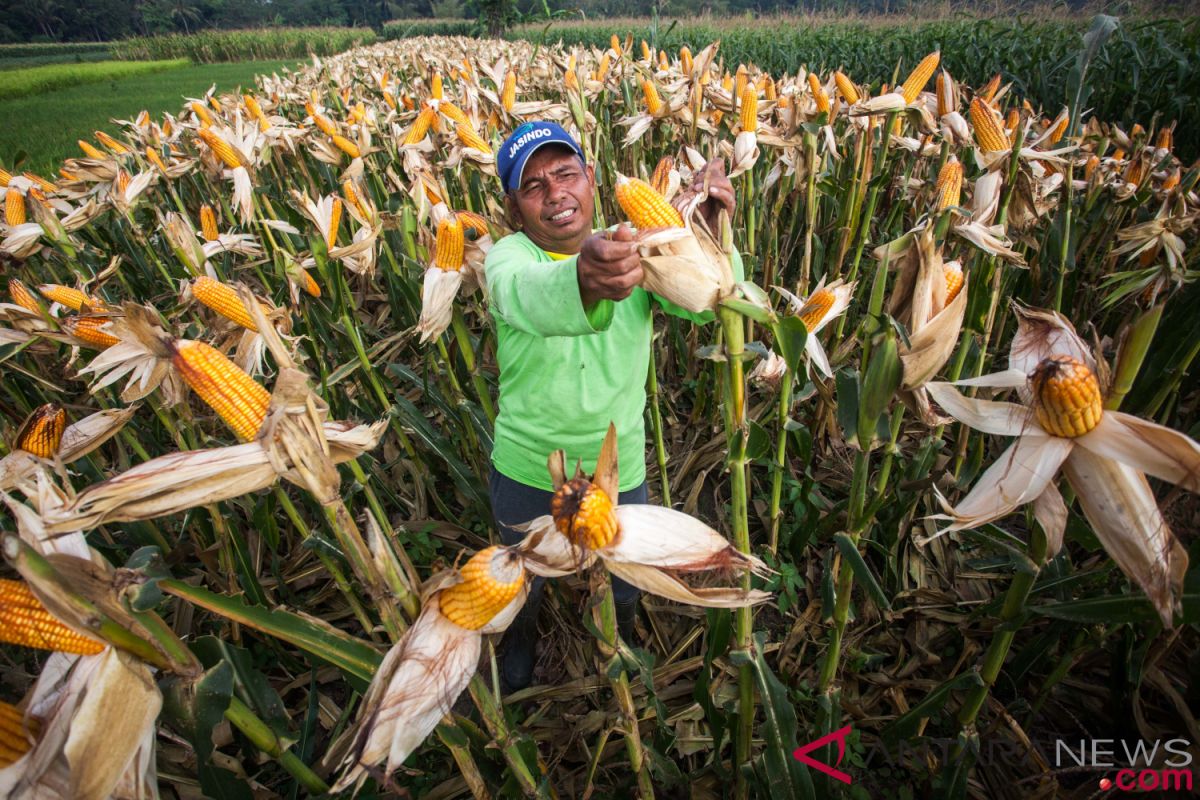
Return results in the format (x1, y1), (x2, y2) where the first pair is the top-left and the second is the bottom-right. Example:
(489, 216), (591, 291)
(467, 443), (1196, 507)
(489, 466), (645, 608)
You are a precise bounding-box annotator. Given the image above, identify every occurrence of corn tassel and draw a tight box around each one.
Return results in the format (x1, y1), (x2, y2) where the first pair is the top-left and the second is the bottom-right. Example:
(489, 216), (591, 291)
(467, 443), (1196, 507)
(1031, 356), (1103, 438)
(0, 579), (104, 655)
(438, 546), (525, 631)
(16, 404), (65, 458)
(615, 175), (684, 229)
(171, 340), (271, 441)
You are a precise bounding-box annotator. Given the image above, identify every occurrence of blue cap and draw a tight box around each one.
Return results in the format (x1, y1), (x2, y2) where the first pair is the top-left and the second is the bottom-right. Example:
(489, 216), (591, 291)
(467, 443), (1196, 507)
(497, 121), (586, 194)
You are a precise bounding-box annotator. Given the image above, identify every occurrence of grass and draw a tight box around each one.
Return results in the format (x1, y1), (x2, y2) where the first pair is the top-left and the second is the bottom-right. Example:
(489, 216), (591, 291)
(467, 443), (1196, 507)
(0, 59), (187, 100)
(0, 50), (116, 72)
(0, 59), (302, 176)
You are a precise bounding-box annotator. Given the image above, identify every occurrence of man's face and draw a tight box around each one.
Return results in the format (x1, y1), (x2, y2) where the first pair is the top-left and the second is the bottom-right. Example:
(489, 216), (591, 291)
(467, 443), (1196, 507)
(507, 145), (595, 254)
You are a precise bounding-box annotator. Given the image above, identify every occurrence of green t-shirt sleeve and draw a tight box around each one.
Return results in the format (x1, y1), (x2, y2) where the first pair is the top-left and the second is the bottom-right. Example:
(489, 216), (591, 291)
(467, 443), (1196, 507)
(652, 246), (747, 324)
(485, 239), (614, 337)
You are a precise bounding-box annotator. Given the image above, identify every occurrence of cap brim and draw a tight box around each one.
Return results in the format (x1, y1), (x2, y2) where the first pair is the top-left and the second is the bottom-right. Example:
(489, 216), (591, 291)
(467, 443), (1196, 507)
(507, 139), (586, 193)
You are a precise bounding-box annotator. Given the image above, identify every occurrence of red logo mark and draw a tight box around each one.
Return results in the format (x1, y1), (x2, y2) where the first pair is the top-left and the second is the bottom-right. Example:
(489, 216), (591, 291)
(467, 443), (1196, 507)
(792, 724), (853, 785)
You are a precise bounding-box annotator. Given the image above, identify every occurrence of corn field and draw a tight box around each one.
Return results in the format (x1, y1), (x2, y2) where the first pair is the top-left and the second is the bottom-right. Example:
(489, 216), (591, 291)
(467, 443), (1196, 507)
(0, 16), (1198, 800)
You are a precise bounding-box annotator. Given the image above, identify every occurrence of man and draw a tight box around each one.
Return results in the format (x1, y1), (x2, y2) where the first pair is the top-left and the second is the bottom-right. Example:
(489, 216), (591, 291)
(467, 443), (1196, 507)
(485, 121), (742, 692)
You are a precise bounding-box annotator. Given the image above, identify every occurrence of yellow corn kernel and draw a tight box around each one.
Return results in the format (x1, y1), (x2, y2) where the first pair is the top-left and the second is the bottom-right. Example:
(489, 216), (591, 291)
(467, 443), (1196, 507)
(192, 276), (263, 332)
(190, 101), (213, 127)
(0, 700), (40, 768)
(244, 94), (268, 127)
(455, 210), (489, 239)
(1161, 168), (1181, 191)
(764, 76), (777, 101)
(551, 478), (619, 550)
(94, 130), (128, 154)
(22, 172), (55, 194)
(404, 106), (435, 145)
(0, 579), (104, 655)
(615, 175), (684, 229)
(1111, 147), (1126, 162)
(595, 52), (611, 82)
(970, 97), (1009, 152)
(610, 34), (621, 54)
(7, 279), (40, 314)
(76, 139), (104, 160)
(501, 72), (516, 111)
(935, 158), (963, 211)
(740, 86), (758, 133)
(834, 71), (859, 105)
(63, 315), (120, 349)
(382, 92), (397, 110)
(936, 72), (950, 117)
(461, 57), (472, 78)
(1130, 122), (1145, 138)
(734, 65), (748, 106)
(1084, 154), (1100, 180)
(901, 51), (940, 104)
(1005, 109), (1021, 146)
(808, 73), (830, 115)
(439, 101), (470, 127)
(456, 123), (491, 155)
(438, 546), (525, 631)
(4, 188), (25, 227)
(199, 204), (219, 242)
(331, 134), (360, 159)
(38, 284), (100, 312)
(650, 156), (674, 195)
(642, 79), (662, 116)
(197, 128), (244, 169)
(797, 289), (835, 331)
(978, 73), (1001, 105)
(326, 197), (342, 251)
(0, 165), (10, 186)
(59, 168), (77, 182)
(401, 94), (415, 111)
(209, 94), (223, 114)
(348, 102), (366, 124)
(312, 112), (337, 137)
(1156, 126), (1173, 151)
(1031, 355), (1103, 438)
(171, 339), (270, 441)
(431, 73), (444, 100)
(162, 117), (173, 136)
(16, 404), (65, 458)
(943, 262), (964, 304)
(565, 64), (579, 91)
(641, 40), (651, 62)
(435, 215), (465, 271)
(1125, 158), (1146, 188)
(342, 179), (369, 220)
(658, 50), (668, 71)
(145, 147), (167, 173)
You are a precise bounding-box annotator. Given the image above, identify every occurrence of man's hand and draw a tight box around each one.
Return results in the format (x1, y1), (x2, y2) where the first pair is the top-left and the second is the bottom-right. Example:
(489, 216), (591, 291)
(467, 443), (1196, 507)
(578, 224), (643, 307)
(673, 158), (736, 233)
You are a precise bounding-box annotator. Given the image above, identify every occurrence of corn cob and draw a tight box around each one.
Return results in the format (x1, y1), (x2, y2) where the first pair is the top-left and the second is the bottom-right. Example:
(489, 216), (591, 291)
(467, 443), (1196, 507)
(1125, 158), (1146, 187)
(808, 73), (830, 115)
(1111, 147), (1126, 162)
(764, 76), (777, 101)
(4, 188), (25, 227)
(970, 97), (1009, 152)
(641, 80), (662, 116)
(348, 102), (366, 124)
(291, 264), (321, 298)
(1130, 123), (1145, 138)
(171, 340), (270, 441)
(641, 40), (651, 62)
(1161, 168), (1181, 191)
(456, 123), (492, 155)
(935, 158), (963, 211)
(461, 57), (472, 77)
(943, 262), (964, 304)
(0, 700), (39, 768)
(197, 128), (244, 169)
(610, 34), (621, 54)
(38, 284), (100, 312)
(456, 210), (490, 239)
(16, 404), (65, 458)
(1005, 109), (1021, 145)
(1156, 126), (1173, 151)
(331, 135), (360, 159)
(615, 175), (684, 229)
(192, 276), (266, 331)
(22, 172), (55, 193)
(740, 86), (759, 133)
(145, 147), (167, 173)
(115, 170), (131, 196)
(190, 101), (213, 127)
(1031, 355), (1103, 438)
(342, 179), (370, 220)
(0, 579), (103, 655)
(439, 101), (470, 127)
(63, 315), (120, 349)
(7, 279), (40, 313)
(834, 71), (859, 104)
(94, 130), (128, 154)
(734, 65), (748, 108)
(77, 139), (105, 159)
(161, 117), (173, 136)
(435, 215), (465, 271)
(650, 156), (674, 195)
(565, 64), (579, 91)
(0, 166), (11, 186)
(438, 546), (525, 631)
(936, 72), (950, 117)
(978, 73), (1001, 105)
(209, 94), (223, 114)
(552, 478), (619, 550)
(244, 94), (269, 130)
(657, 51), (668, 71)
(1084, 154), (1100, 180)
(901, 51), (940, 104)
(595, 52), (611, 82)
(199, 204), (219, 241)
(501, 72), (516, 111)
(326, 197), (342, 251)
(403, 106), (435, 145)
(59, 168), (77, 182)
(797, 289), (835, 331)
(1045, 114), (1069, 146)
(382, 92), (397, 110)
(401, 94), (415, 111)
(312, 112), (337, 137)
(431, 73), (444, 100)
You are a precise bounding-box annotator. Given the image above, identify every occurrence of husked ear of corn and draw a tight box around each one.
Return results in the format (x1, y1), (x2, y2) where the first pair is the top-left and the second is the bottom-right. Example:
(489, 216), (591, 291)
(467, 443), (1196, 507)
(4, 188), (25, 227)
(94, 130), (128, 154)
(650, 156), (674, 195)
(501, 72), (516, 111)
(439, 101), (469, 126)
(834, 71), (859, 104)
(978, 73), (1001, 104)
(0, 165), (11, 186)
(943, 261), (965, 304)
(434, 215), (465, 270)
(38, 284), (100, 312)
(431, 72), (444, 100)
(901, 51), (940, 104)
(331, 134), (360, 159)
(739, 86), (758, 133)
(171, 339), (271, 441)
(404, 106), (435, 145)
(64, 315), (120, 349)
(197, 128), (244, 169)
(456, 123), (492, 155)
(615, 175), (684, 229)
(200, 204), (219, 241)
(327, 197), (342, 250)
(551, 478), (619, 550)
(190, 101), (213, 127)
(641, 79), (662, 115)
(438, 546), (525, 630)
(1031, 355), (1103, 438)
(7, 279), (40, 313)
(145, 147), (167, 173)
(192, 276), (263, 331)
(77, 139), (106, 160)
(797, 288), (835, 331)
(455, 210), (489, 239)
(312, 113), (337, 136)
(16, 404), (66, 458)
(808, 73), (830, 115)
(0, 579), (104, 655)
(0, 700), (39, 768)
(970, 97), (1010, 152)
(935, 158), (963, 210)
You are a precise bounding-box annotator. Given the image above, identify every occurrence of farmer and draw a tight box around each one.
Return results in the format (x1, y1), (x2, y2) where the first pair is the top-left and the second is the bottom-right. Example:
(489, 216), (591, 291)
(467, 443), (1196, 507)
(485, 120), (743, 692)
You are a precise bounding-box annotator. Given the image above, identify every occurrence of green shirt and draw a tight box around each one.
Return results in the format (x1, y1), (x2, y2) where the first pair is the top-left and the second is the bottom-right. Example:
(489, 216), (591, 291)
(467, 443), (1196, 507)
(484, 230), (745, 491)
